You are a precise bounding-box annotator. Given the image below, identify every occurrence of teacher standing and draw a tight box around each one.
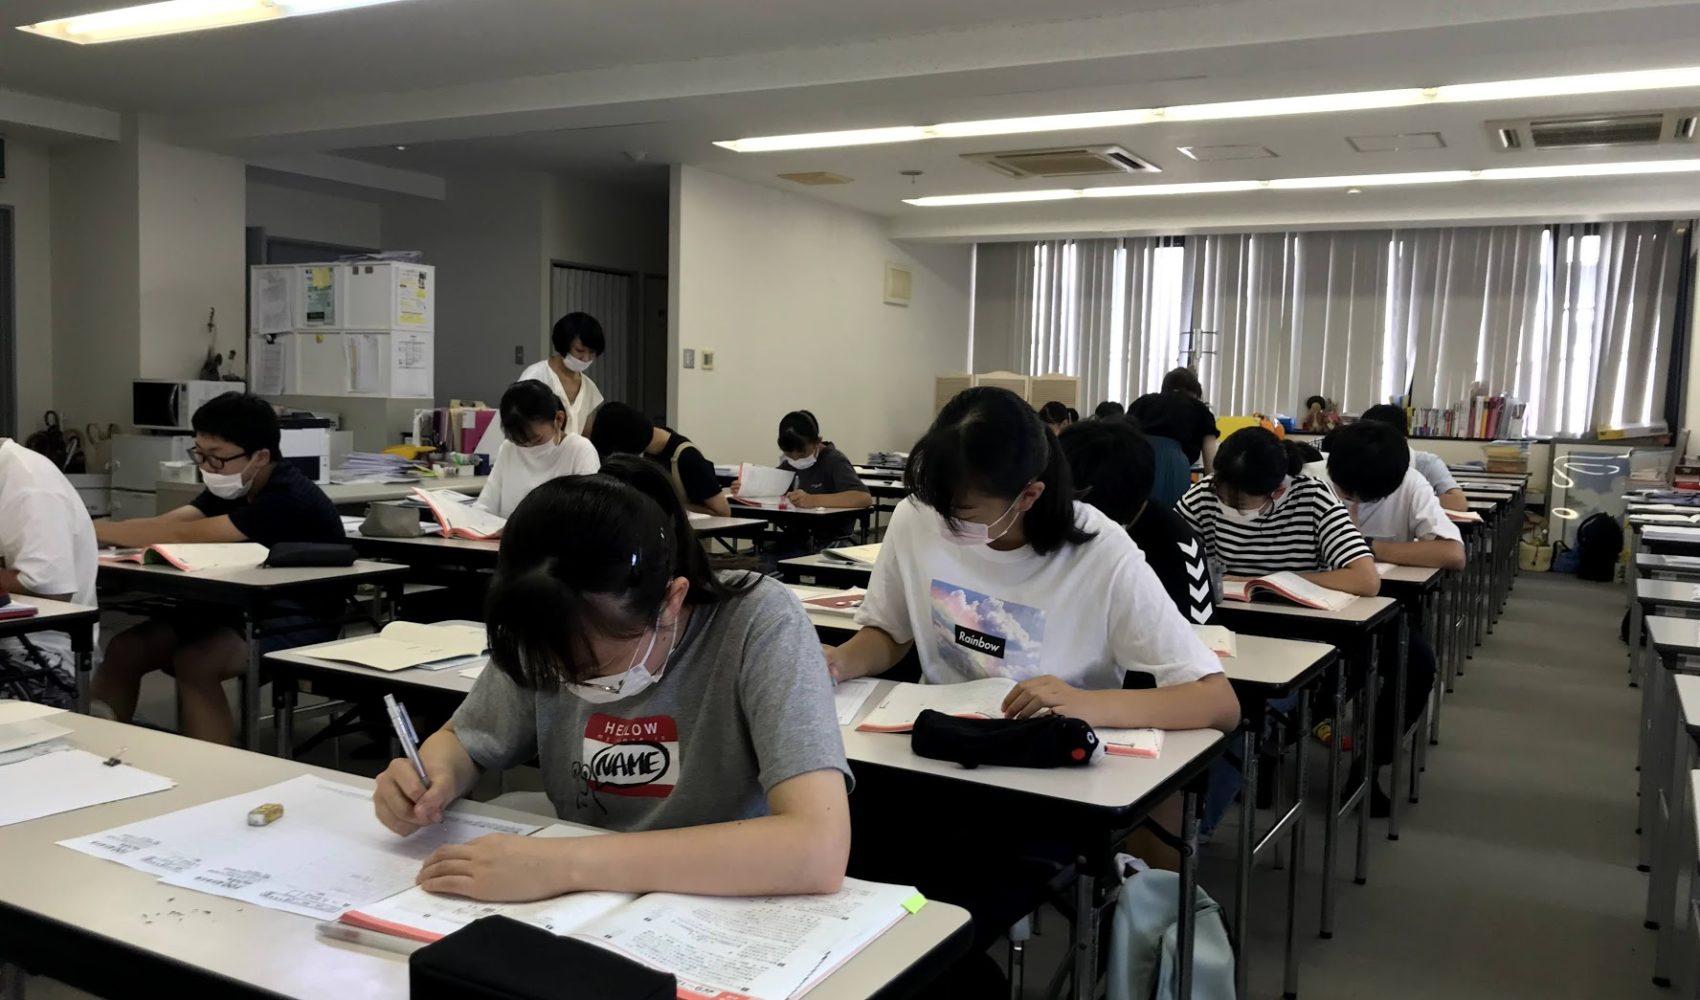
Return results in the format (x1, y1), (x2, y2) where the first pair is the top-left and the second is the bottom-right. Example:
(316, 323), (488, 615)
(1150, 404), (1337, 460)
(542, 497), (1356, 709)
(517, 312), (606, 437)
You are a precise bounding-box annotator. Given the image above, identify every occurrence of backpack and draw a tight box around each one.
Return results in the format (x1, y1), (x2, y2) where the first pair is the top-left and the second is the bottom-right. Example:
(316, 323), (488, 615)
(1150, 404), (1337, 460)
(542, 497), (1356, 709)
(1574, 513), (1623, 582)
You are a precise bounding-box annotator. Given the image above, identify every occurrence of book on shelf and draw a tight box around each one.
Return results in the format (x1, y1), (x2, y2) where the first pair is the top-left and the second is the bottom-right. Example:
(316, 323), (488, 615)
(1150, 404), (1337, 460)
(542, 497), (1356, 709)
(1220, 572), (1357, 611)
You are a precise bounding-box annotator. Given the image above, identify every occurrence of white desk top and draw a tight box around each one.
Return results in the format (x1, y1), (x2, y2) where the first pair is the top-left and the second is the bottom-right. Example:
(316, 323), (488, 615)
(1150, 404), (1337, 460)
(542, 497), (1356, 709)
(690, 515), (767, 535)
(1466, 499), (1499, 512)
(350, 532), (499, 556)
(1638, 579), (1700, 609)
(782, 553), (875, 574)
(0, 597), (101, 634)
(1677, 675), (1700, 735)
(1644, 526), (1700, 545)
(840, 679), (1229, 812)
(1639, 553), (1700, 574)
(1215, 632), (1335, 688)
(1378, 565), (1443, 586)
(1215, 594), (1399, 626)
(1646, 616), (1700, 656)
(266, 642), (481, 697)
(0, 713), (968, 1000)
(99, 558), (408, 591)
(728, 501), (869, 519)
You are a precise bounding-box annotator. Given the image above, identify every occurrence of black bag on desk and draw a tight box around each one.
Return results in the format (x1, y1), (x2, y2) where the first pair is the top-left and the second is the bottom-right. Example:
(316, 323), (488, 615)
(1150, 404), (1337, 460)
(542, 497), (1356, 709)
(411, 915), (676, 1000)
(260, 542), (358, 568)
(910, 709), (1105, 769)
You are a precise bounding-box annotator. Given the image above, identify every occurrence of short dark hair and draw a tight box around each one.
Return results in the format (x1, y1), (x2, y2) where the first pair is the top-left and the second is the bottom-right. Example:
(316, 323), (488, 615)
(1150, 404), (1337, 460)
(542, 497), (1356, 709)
(1037, 401), (1073, 427)
(776, 410), (820, 453)
(1326, 421), (1410, 503)
(1057, 419), (1154, 524)
(1161, 367), (1203, 398)
(907, 386), (1093, 556)
(1285, 439), (1324, 467)
(598, 452), (756, 604)
(1360, 404), (1410, 437)
(1212, 427), (1288, 503)
(485, 474), (753, 690)
(586, 401), (653, 458)
(192, 392), (282, 459)
(550, 312), (605, 358)
(498, 379), (565, 444)
(1093, 400), (1125, 420)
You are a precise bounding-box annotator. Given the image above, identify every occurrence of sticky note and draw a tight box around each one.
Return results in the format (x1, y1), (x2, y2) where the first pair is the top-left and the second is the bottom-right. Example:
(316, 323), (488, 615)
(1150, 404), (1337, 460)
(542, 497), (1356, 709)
(902, 893), (927, 914)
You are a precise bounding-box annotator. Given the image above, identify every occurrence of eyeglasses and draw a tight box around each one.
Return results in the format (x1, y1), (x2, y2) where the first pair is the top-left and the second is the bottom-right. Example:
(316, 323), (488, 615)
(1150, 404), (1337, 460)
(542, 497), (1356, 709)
(187, 446), (250, 473)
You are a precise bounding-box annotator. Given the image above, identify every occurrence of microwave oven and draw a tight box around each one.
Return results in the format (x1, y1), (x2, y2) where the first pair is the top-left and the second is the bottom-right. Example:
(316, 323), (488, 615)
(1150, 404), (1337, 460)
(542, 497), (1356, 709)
(132, 379), (244, 432)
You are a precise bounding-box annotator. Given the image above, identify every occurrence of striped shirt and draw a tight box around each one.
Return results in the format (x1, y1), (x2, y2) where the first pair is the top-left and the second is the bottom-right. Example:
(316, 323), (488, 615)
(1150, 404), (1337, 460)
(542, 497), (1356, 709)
(1177, 474), (1373, 577)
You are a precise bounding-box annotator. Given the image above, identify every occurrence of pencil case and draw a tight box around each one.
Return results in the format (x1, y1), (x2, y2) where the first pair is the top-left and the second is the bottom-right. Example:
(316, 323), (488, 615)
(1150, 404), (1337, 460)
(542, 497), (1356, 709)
(911, 709), (1105, 769)
(261, 541), (358, 567)
(411, 915), (676, 1000)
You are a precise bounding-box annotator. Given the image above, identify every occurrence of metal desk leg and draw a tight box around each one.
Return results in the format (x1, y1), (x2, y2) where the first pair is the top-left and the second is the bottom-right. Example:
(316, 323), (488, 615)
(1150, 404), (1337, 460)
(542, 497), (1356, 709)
(1640, 637), (1662, 870)
(241, 612), (262, 752)
(1071, 862), (1098, 1000)
(1389, 614), (1409, 842)
(1322, 658), (1344, 939)
(1354, 644), (1378, 886)
(72, 623), (94, 714)
(1234, 725), (1256, 1000)
(1282, 694), (1311, 1000)
(1652, 682), (1691, 987)
(1644, 650), (1674, 892)
(273, 679), (297, 759)
(1176, 788), (1199, 1000)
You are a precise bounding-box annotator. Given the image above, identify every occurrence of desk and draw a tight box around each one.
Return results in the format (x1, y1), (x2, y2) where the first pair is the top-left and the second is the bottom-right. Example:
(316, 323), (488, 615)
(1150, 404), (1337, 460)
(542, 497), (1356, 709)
(351, 533), (499, 571)
(1211, 596), (1400, 940)
(1641, 618), (1700, 988)
(780, 553), (874, 590)
(156, 476), (489, 515)
(1638, 583), (1700, 873)
(1373, 565), (1445, 830)
(0, 599), (101, 713)
(97, 560), (409, 751)
(788, 584), (862, 640)
(0, 712), (971, 1000)
(1640, 553), (1700, 581)
(1631, 527), (1700, 684)
(840, 681), (1230, 1000)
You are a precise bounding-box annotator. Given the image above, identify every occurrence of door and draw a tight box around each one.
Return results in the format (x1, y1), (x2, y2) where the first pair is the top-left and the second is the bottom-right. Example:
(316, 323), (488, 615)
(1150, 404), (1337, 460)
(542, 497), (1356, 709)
(551, 265), (636, 405)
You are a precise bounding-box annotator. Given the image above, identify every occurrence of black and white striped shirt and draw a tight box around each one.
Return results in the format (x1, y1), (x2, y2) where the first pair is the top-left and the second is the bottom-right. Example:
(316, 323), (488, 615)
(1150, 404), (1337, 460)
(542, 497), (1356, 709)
(1177, 475), (1373, 577)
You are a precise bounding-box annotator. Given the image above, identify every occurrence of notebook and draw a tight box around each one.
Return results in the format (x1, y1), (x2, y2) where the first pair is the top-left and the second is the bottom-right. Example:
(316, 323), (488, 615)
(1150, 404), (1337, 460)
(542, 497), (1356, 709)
(801, 590), (866, 617)
(306, 622), (488, 672)
(731, 463), (796, 507)
(821, 544), (882, 566)
(1445, 510), (1484, 524)
(856, 679), (1163, 757)
(0, 600), (38, 622)
(103, 543), (270, 573)
(1192, 624), (1236, 657)
(1221, 572), (1356, 611)
(413, 487), (506, 540)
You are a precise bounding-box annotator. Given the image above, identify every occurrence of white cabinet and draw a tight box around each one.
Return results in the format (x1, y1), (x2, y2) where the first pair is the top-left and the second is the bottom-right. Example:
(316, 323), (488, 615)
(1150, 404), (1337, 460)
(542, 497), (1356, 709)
(344, 262), (434, 332)
(109, 434), (193, 493)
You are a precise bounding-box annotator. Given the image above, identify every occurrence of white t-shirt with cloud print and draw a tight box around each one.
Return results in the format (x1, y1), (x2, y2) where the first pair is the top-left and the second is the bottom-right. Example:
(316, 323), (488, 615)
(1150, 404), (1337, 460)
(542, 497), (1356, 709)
(855, 498), (1223, 691)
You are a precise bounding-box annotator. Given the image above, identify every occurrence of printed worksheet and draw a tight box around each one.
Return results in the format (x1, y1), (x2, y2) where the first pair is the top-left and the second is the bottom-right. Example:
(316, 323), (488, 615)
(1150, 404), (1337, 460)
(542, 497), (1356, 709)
(832, 677), (877, 726)
(0, 750), (176, 827)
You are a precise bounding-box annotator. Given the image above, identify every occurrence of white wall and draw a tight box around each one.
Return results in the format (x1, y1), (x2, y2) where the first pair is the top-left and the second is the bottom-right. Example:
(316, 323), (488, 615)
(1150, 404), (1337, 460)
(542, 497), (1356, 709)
(246, 180), (382, 249)
(2, 137), (53, 434)
(671, 165), (972, 465)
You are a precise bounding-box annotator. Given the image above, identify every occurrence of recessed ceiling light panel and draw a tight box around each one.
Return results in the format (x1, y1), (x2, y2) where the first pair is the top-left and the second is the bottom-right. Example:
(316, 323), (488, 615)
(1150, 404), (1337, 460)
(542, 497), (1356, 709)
(17, 0), (414, 45)
(1177, 144), (1278, 162)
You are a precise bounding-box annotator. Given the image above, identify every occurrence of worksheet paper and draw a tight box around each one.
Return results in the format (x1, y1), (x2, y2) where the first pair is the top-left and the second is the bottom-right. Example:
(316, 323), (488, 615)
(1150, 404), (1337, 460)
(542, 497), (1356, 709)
(0, 750), (176, 827)
(346, 333), (382, 394)
(392, 332), (432, 399)
(832, 677), (877, 726)
(0, 700), (67, 724)
(255, 270), (291, 334)
(59, 776), (540, 919)
(0, 717), (72, 753)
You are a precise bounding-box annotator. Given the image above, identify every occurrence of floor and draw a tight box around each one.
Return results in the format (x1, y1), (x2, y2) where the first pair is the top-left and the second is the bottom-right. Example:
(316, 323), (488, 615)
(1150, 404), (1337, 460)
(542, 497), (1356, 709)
(20, 572), (1673, 999)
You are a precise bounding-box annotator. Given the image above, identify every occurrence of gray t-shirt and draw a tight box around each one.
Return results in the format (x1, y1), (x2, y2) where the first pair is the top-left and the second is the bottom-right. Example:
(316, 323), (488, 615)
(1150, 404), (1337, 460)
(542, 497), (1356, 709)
(451, 574), (850, 832)
(779, 444), (866, 496)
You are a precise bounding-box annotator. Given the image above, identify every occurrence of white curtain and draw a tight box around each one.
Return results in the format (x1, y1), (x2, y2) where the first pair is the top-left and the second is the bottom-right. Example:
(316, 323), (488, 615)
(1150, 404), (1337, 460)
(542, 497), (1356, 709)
(1183, 233), (1303, 416)
(551, 266), (634, 403)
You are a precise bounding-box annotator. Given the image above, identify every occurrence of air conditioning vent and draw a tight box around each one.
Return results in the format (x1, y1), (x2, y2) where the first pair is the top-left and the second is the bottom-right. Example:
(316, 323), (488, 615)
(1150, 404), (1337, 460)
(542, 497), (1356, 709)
(1489, 109), (1700, 151)
(963, 145), (1160, 179)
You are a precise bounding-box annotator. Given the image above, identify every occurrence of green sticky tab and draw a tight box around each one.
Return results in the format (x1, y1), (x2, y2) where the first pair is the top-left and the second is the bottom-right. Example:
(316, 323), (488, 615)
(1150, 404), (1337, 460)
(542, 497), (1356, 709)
(901, 893), (927, 914)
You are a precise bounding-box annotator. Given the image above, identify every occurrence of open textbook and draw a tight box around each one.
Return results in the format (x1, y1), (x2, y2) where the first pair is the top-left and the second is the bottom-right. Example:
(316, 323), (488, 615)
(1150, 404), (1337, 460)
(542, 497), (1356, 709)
(413, 487), (505, 539)
(856, 679), (1163, 757)
(343, 837), (923, 1000)
(103, 543), (270, 573)
(1444, 509), (1484, 524)
(820, 544), (882, 566)
(731, 463), (796, 508)
(800, 589), (865, 617)
(305, 621), (487, 672)
(1221, 572), (1357, 611)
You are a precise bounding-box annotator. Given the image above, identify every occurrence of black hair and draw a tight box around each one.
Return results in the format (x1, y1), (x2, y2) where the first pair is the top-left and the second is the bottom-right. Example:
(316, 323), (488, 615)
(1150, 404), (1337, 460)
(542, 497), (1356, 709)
(1093, 400), (1125, 420)
(1326, 421), (1410, 503)
(1037, 401), (1073, 427)
(777, 410), (821, 453)
(1211, 427), (1289, 505)
(586, 401), (653, 458)
(191, 392), (282, 459)
(498, 379), (565, 444)
(907, 386), (1093, 556)
(485, 474), (750, 690)
(1161, 367), (1204, 399)
(550, 312), (606, 358)
(1066, 407), (1080, 423)
(1057, 419), (1154, 525)
(1305, 394), (1329, 411)
(598, 453), (755, 603)
(1359, 404), (1411, 437)
(1285, 439), (1324, 468)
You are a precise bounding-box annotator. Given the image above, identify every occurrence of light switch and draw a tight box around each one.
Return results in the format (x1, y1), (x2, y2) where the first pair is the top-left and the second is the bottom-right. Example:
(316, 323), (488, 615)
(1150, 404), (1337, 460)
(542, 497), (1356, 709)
(702, 350), (716, 371)
(514, 345), (525, 364)
(683, 348), (695, 369)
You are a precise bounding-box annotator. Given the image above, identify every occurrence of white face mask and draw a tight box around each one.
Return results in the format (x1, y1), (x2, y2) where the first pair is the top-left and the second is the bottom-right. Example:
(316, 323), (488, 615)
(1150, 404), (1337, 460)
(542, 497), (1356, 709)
(787, 451), (818, 471)
(568, 613), (678, 704)
(202, 468), (251, 500)
(562, 354), (593, 374)
(937, 497), (1021, 548)
(1220, 504), (1264, 524)
(513, 428), (567, 470)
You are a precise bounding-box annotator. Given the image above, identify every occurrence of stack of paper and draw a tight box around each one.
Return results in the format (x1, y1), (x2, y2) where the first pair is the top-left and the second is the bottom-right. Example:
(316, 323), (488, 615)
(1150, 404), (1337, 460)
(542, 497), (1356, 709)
(334, 452), (418, 484)
(306, 621), (487, 672)
(1, 750), (176, 827)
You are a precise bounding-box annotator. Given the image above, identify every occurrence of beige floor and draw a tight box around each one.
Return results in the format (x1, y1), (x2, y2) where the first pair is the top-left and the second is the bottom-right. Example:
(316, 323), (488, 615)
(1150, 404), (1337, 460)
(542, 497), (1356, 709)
(18, 572), (1673, 999)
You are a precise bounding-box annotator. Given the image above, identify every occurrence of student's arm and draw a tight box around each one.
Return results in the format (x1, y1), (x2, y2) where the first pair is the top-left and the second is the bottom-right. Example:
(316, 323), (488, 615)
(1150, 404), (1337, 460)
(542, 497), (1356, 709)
(1438, 489), (1468, 512)
(1372, 538), (1465, 570)
(681, 449), (732, 517)
(823, 626), (912, 682)
(824, 508), (916, 680)
(1003, 673), (1240, 732)
(1200, 434), (1219, 475)
(93, 505), (246, 547)
(1300, 556), (1381, 596)
(690, 493), (732, 518)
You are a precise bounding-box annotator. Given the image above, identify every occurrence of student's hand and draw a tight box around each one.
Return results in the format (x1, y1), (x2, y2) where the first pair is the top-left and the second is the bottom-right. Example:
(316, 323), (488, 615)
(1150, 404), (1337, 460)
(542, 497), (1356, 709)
(374, 757), (459, 836)
(785, 490), (812, 506)
(416, 833), (570, 902)
(1002, 675), (1104, 724)
(821, 644), (846, 683)
(730, 478), (742, 496)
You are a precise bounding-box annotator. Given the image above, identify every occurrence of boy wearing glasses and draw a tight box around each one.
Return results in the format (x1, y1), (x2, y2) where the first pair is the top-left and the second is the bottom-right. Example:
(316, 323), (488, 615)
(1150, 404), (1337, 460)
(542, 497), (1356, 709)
(94, 392), (343, 744)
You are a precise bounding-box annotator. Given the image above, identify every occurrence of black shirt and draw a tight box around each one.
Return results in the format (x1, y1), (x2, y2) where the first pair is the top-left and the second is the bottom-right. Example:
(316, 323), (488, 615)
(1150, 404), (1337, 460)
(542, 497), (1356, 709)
(1130, 392), (1219, 465)
(779, 444), (866, 496)
(1126, 501), (1213, 625)
(651, 429), (721, 506)
(190, 462), (344, 547)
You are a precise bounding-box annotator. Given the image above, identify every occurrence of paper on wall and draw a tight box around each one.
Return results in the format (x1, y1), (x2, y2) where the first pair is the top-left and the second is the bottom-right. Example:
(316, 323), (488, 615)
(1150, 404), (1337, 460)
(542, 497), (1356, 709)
(256, 269), (291, 334)
(251, 337), (286, 395)
(304, 266), (336, 325)
(392, 331), (432, 398)
(346, 333), (381, 394)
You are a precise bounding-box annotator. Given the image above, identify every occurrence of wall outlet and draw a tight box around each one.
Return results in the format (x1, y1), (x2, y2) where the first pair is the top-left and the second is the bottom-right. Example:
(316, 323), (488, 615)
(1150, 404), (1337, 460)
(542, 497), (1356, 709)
(702, 350), (715, 371)
(682, 348), (695, 369)
(513, 345), (525, 364)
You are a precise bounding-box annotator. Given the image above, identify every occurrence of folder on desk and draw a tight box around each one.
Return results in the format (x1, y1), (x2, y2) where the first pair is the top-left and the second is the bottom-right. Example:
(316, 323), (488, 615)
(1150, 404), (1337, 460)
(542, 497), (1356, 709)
(308, 622), (488, 672)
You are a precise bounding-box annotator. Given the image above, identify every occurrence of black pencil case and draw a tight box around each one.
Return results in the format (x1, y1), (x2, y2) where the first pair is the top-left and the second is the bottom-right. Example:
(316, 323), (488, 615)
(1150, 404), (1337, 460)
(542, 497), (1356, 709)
(410, 915), (676, 1000)
(910, 709), (1105, 769)
(261, 541), (358, 567)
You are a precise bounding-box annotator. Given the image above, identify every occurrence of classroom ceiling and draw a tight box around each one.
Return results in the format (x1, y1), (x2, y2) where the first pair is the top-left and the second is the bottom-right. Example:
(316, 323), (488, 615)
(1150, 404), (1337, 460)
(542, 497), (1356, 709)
(8, 0), (1700, 236)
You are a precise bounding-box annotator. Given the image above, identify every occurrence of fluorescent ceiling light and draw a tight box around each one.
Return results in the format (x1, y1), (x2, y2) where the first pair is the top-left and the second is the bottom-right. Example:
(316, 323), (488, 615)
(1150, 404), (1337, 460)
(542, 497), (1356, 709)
(17, 0), (412, 44)
(903, 159), (1700, 207)
(717, 66), (1700, 153)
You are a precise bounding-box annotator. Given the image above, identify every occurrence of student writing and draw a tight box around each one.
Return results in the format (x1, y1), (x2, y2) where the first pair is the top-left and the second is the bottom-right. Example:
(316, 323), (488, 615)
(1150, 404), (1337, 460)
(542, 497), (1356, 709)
(774, 410), (871, 509)
(93, 393), (345, 744)
(374, 473), (850, 900)
(473, 379), (599, 520)
(585, 402), (731, 518)
(0, 435), (99, 708)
